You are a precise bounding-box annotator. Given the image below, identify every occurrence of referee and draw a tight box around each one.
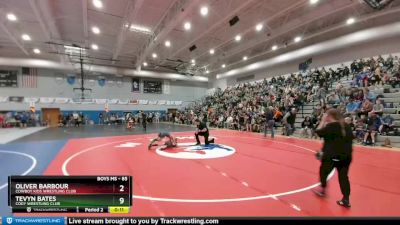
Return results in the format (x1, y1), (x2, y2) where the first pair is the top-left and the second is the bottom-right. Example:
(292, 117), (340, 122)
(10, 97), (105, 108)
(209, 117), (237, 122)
(313, 109), (353, 208)
(194, 119), (214, 145)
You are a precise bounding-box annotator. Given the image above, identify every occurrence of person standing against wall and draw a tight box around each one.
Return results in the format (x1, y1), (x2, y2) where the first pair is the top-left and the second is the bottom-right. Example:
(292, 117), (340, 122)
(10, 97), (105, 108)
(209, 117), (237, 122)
(264, 106), (275, 138)
(141, 111), (147, 131)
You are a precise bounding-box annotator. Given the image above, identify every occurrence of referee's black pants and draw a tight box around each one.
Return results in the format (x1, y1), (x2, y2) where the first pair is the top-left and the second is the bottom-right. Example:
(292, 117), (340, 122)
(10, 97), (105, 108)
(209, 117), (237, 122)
(195, 131), (210, 144)
(319, 158), (351, 201)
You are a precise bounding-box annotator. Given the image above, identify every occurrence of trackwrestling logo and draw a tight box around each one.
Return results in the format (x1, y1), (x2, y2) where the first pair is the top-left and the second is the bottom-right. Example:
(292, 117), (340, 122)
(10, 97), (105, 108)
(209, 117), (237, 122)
(156, 139), (236, 159)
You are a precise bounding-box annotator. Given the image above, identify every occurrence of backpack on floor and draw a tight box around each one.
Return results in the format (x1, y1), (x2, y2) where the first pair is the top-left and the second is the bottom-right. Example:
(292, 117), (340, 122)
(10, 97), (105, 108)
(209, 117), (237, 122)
(382, 138), (392, 148)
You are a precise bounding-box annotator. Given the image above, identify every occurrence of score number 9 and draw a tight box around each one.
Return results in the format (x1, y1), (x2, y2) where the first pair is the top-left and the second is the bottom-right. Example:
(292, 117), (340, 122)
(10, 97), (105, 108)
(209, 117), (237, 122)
(118, 185), (126, 205)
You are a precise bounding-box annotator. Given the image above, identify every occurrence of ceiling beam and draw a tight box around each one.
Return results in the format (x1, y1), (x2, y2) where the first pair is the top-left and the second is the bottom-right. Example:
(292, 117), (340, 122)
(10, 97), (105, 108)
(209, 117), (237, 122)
(111, 0), (145, 63)
(0, 9), (29, 56)
(0, 57), (209, 82)
(165, 0), (259, 61)
(135, 0), (202, 68)
(192, 0), (309, 66)
(209, 0), (360, 72)
(28, 0), (66, 63)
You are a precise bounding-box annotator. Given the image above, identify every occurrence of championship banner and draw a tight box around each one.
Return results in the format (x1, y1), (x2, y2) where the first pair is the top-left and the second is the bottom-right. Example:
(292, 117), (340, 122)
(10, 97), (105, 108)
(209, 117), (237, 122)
(54, 98), (70, 104)
(39, 97), (55, 104)
(129, 99), (139, 105)
(69, 98), (81, 104)
(87, 79), (96, 87)
(131, 78), (140, 93)
(98, 76), (106, 87)
(174, 101), (183, 105)
(157, 100), (166, 105)
(139, 100), (148, 105)
(163, 80), (170, 94)
(108, 99), (119, 104)
(80, 99), (94, 104)
(116, 80), (123, 87)
(23, 97), (39, 103)
(0, 96), (8, 102)
(9, 96), (24, 103)
(107, 80), (115, 87)
(95, 99), (108, 104)
(67, 74), (76, 86)
(118, 99), (129, 105)
(148, 100), (157, 105)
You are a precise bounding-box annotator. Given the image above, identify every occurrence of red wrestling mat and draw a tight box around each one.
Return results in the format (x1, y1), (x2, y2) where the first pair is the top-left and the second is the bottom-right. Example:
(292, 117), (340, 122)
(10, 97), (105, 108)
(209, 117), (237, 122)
(42, 130), (400, 216)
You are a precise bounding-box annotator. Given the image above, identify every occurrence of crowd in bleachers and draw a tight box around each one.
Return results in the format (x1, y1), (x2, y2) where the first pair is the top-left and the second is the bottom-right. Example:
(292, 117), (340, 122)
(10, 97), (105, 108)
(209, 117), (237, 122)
(176, 54), (400, 146)
(0, 111), (41, 128)
(0, 110), (165, 128)
(57, 111), (164, 127)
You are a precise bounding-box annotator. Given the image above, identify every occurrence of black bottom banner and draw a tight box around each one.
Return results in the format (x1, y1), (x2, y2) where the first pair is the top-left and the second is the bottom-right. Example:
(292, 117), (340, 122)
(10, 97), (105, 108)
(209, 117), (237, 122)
(65, 217), (400, 225)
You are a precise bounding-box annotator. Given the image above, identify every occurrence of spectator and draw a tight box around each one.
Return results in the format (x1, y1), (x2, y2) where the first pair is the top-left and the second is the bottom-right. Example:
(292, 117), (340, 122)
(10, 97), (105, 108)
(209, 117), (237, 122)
(301, 116), (314, 138)
(358, 99), (373, 117)
(355, 116), (366, 143)
(283, 108), (297, 136)
(363, 114), (381, 146)
(379, 114), (395, 135)
(370, 99), (384, 117)
(264, 106), (275, 138)
(20, 112), (28, 129)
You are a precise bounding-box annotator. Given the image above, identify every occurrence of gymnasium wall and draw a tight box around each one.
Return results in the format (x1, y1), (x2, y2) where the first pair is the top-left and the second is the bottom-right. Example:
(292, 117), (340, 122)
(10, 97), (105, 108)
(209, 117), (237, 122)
(215, 36), (400, 87)
(0, 68), (207, 111)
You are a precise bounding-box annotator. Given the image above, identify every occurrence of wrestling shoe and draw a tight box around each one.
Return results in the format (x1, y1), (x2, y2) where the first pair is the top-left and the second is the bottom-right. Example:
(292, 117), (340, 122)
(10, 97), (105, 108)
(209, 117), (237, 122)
(337, 200), (351, 208)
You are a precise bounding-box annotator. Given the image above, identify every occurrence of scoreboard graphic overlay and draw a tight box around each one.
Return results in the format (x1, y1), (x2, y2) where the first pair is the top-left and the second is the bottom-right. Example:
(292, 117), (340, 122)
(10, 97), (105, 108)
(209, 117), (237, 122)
(8, 176), (132, 214)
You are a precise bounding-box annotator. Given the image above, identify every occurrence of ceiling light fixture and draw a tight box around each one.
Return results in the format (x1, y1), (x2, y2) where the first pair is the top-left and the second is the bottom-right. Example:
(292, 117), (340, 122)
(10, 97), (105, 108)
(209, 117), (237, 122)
(21, 34), (31, 41)
(222, 64), (226, 68)
(7, 13), (17, 21)
(255, 23), (263, 31)
(209, 49), (215, 55)
(93, 0), (103, 8)
(165, 40), (171, 47)
(310, 0), (319, 4)
(243, 56), (248, 61)
(152, 53), (157, 58)
(129, 24), (152, 34)
(200, 6), (209, 16)
(346, 17), (355, 25)
(294, 36), (302, 43)
(91, 44), (98, 50)
(235, 35), (242, 42)
(206, 70), (210, 74)
(33, 48), (41, 54)
(91, 26), (100, 34)
(184, 22), (191, 30)
(143, 62), (148, 66)
(272, 45), (278, 51)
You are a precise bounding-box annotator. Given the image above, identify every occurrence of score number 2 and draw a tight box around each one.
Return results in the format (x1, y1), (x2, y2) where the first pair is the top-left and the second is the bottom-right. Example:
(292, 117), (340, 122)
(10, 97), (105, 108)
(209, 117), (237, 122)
(119, 185), (125, 205)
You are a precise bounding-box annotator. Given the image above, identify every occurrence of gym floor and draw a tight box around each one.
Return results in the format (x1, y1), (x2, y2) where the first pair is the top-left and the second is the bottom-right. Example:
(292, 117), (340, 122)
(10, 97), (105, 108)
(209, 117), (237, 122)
(0, 123), (399, 216)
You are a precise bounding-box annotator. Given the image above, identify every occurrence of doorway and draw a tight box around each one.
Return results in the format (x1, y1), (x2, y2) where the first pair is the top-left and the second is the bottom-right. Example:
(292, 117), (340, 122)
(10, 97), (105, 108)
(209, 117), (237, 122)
(167, 108), (178, 122)
(42, 108), (60, 127)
